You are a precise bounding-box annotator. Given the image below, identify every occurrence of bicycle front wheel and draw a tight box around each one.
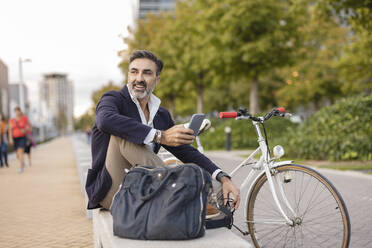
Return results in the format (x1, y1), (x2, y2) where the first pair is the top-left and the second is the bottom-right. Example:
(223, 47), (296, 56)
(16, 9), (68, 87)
(247, 164), (350, 248)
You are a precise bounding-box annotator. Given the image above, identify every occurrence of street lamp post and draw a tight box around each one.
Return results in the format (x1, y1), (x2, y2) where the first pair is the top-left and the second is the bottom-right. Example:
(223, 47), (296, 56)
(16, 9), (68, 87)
(225, 126), (232, 151)
(18, 57), (31, 112)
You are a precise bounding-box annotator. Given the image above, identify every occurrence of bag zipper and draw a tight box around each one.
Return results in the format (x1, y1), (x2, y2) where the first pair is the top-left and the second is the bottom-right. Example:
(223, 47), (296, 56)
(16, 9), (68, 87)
(109, 183), (122, 211)
(196, 165), (205, 235)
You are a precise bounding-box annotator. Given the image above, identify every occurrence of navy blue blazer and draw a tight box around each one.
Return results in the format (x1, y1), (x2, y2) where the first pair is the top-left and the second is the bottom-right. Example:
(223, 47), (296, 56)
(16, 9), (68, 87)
(85, 86), (220, 209)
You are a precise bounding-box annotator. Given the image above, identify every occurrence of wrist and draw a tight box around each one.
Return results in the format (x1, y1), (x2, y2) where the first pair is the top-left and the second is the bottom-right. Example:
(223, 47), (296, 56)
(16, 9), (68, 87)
(160, 130), (165, 144)
(216, 171), (231, 183)
(220, 176), (230, 183)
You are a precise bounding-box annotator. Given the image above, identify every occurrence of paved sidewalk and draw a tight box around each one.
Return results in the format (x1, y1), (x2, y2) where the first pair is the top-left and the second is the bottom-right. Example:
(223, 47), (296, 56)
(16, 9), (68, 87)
(0, 137), (92, 248)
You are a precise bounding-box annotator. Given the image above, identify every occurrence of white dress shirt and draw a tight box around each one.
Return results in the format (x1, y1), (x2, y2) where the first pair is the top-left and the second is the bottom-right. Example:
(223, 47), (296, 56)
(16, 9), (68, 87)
(127, 85), (160, 147)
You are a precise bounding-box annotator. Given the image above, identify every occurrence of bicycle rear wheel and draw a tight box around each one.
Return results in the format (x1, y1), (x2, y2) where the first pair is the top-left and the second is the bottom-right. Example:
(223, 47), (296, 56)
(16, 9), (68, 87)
(247, 164), (350, 248)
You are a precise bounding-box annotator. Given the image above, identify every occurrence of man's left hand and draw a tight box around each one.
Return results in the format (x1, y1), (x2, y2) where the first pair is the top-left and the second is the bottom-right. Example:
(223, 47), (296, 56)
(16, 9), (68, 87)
(221, 177), (240, 210)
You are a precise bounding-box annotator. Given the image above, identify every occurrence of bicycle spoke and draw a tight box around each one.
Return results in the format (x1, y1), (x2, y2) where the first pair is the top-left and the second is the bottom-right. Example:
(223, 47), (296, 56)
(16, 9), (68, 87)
(296, 171), (308, 214)
(259, 226), (289, 247)
(302, 181), (330, 217)
(300, 226), (330, 247)
(256, 183), (283, 216)
(299, 225), (305, 247)
(303, 211), (343, 224)
(303, 196), (340, 217)
(301, 225), (336, 246)
(282, 227), (291, 248)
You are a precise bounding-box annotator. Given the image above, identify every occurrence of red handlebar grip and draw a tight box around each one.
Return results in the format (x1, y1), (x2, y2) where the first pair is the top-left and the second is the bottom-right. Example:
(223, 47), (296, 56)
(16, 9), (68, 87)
(276, 107), (285, 113)
(219, 112), (238, 119)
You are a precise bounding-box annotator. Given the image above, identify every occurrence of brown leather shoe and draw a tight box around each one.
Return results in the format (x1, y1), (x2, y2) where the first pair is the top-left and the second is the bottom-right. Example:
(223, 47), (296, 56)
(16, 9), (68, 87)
(206, 203), (220, 219)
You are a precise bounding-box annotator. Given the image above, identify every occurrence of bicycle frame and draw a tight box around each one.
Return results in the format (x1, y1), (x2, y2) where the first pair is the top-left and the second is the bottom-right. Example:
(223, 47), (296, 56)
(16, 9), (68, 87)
(228, 118), (295, 226)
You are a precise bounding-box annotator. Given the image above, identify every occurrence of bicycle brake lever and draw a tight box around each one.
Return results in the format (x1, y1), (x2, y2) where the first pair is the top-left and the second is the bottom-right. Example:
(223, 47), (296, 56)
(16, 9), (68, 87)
(238, 107), (248, 116)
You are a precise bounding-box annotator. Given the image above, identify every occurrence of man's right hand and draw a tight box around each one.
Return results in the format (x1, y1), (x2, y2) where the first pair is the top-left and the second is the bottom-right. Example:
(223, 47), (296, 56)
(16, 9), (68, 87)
(161, 124), (195, 146)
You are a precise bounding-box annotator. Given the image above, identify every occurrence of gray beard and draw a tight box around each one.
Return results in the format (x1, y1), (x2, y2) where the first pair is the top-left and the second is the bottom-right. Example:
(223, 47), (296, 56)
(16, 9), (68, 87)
(128, 82), (156, 99)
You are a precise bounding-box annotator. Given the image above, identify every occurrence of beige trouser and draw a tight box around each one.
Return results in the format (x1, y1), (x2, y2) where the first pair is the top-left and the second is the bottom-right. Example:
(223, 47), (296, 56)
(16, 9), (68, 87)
(100, 135), (166, 210)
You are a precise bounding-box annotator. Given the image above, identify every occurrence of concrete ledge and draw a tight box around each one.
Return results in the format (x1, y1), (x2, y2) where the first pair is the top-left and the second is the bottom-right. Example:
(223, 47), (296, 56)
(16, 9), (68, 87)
(93, 209), (252, 248)
(71, 134), (92, 219)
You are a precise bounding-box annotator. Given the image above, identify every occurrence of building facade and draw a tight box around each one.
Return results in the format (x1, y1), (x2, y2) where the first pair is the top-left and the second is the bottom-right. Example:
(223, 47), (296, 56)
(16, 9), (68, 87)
(39, 73), (74, 134)
(9, 83), (29, 116)
(0, 59), (10, 117)
(135, 0), (176, 19)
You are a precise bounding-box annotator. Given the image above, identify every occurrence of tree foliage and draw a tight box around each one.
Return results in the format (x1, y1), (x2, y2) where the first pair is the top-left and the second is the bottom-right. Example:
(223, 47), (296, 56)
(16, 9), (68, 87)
(116, 0), (370, 118)
(276, 5), (349, 110)
(56, 106), (68, 135)
(91, 81), (121, 108)
(319, 0), (372, 96)
(74, 110), (95, 130)
(321, 0), (372, 31)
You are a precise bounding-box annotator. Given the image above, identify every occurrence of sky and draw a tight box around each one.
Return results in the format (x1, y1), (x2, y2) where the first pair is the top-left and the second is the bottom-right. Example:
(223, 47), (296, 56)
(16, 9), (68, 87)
(0, 0), (136, 117)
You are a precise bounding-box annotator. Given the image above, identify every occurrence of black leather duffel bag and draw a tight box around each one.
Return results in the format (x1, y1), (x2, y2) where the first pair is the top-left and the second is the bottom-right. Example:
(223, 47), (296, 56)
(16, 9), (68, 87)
(110, 164), (212, 240)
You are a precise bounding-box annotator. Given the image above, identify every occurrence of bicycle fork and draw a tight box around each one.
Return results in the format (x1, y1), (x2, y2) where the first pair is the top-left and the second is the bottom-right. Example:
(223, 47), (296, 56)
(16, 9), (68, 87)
(263, 163), (296, 226)
(254, 121), (295, 226)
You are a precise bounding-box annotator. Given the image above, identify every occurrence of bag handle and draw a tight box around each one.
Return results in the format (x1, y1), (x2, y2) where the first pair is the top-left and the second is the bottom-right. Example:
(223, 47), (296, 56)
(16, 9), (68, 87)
(139, 171), (175, 201)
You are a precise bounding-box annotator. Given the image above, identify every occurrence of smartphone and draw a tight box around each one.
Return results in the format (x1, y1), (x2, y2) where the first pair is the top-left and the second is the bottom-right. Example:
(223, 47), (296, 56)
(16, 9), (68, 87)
(188, 113), (205, 136)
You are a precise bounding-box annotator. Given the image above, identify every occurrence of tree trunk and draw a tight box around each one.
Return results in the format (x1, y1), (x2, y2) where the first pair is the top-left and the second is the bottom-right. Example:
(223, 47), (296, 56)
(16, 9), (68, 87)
(168, 97), (175, 119)
(197, 85), (203, 113)
(250, 78), (259, 114)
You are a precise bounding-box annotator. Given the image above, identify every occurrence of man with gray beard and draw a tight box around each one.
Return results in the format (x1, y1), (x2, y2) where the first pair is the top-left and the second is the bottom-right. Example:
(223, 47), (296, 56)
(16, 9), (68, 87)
(85, 50), (240, 216)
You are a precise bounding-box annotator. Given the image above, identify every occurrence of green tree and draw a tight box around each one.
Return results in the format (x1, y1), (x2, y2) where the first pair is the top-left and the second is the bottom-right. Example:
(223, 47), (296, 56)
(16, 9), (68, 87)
(119, 13), (189, 117)
(276, 5), (349, 110)
(170, 0), (226, 114)
(56, 106), (68, 135)
(320, 0), (372, 96)
(199, 0), (306, 114)
(321, 0), (372, 31)
(74, 81), (121, 130)
(338, 30), (372, 95)
(74, 109), (95, 130)
(91, 81), (121, 108)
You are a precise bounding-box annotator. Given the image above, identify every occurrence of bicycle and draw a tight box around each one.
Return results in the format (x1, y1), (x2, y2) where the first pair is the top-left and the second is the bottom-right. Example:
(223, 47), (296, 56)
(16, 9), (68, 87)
(215, 107), (351, 248)
(159, 107), (351, 247)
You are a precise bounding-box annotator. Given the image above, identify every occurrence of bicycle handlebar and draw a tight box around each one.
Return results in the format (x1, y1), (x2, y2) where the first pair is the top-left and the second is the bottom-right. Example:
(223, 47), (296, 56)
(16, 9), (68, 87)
(219, 112), (238, 119)
(219, 107), (288, 122)
(276, 107), (285, 113)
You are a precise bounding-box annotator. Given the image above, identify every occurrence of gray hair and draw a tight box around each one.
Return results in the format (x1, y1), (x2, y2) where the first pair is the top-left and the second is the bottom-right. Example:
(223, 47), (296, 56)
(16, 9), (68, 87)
(129, 50), (163, 76)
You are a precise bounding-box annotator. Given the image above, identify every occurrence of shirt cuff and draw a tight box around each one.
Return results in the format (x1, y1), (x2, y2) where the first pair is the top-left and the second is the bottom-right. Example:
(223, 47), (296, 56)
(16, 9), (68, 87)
(211, 169), (222, 181)
(143, 128), (156, 145)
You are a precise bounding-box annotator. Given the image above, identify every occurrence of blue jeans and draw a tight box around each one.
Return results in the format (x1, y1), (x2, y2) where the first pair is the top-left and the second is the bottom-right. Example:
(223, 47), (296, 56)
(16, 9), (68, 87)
(0, 142), (8, 166)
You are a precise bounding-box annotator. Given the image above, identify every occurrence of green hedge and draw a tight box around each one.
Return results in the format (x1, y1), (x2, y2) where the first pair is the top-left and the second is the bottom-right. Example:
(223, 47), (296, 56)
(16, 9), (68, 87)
(281, 95), (372, 161)
(200, 114), (297, 150)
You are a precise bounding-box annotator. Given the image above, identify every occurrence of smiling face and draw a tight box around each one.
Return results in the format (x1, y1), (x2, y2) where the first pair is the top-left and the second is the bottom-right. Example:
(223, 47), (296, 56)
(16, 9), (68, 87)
(127, 58), (160, 100)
